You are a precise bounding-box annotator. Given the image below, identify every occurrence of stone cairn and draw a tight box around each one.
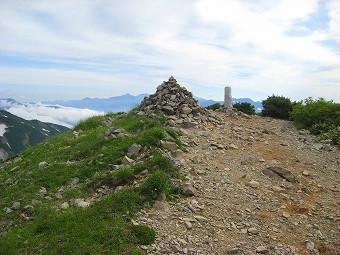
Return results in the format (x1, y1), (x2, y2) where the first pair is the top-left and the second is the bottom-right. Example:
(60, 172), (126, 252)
(137, 76), (221, 128)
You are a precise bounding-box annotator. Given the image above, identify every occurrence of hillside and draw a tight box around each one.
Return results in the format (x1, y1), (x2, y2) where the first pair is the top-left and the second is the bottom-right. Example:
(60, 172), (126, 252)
(0, 77), (338, 255)
(0, 110), (69, 160)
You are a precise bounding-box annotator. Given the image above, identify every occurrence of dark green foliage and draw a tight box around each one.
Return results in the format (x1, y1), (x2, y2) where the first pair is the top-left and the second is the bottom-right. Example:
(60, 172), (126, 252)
(261, 95), (293, 120)
(206, 103), (222, 111)
(134, 153), (179, 175)
(291, 98), (340, 144)
(130, 225), (156, 245)
(137, 127), (166, 147)
(233, 102), (255, 115)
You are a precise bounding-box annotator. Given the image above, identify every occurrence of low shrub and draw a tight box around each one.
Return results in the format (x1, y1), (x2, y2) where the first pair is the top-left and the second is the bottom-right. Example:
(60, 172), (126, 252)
(233, 102), (255, 115)
(262, 95), (293, 120)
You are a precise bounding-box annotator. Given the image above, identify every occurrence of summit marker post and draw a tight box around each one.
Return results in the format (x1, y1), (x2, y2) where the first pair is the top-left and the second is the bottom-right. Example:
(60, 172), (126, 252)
(224, 86), (232, 111)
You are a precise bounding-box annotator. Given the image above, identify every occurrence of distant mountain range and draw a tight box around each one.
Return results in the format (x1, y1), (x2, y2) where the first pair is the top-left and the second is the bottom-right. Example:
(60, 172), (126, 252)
(44, 94), (148, 112)
(44, 94), (263, 112)
(0, 110), (69, 160)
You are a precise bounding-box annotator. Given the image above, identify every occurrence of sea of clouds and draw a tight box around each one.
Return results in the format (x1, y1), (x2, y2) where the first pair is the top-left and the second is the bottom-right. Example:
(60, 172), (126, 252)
(0, 99), (103, 128)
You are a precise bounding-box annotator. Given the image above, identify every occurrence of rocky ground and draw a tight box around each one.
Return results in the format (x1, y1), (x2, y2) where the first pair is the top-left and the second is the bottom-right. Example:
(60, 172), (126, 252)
(135, 111), (340, 255)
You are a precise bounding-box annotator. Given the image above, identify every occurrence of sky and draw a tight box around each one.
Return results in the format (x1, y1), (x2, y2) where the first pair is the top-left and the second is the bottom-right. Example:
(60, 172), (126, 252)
(0, 0), (339, 103)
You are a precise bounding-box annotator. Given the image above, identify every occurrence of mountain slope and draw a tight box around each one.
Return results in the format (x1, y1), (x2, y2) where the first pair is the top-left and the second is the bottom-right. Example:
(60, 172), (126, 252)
(0, 110), (69, 160)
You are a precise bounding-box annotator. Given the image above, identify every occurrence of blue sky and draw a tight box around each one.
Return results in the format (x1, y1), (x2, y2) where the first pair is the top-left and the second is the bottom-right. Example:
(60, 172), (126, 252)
(0, 0), (339, 102)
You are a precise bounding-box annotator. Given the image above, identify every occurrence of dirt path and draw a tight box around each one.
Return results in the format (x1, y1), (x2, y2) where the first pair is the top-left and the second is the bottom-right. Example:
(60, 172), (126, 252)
(135, 112), (339, 255)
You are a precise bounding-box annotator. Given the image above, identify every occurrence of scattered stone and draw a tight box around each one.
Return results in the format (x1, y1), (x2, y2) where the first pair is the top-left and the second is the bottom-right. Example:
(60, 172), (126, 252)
(12, 201), (21, 210)
(10, 166), (20, 173)
(302, 170), (310, 176)
(263, 166), (296, 183)
(182, 184), (196, 196)
(256, 246), (269, 254)
(4, 207), (13, 213)
(226, 248), (240, 254)
(13, 157), (22, 163)
(282, 212), (290, 218)
(171, 149), (183, 158)
(248, 227), (259, 235)
(161, 141), (177, 151)
(115, 186), (124, 193)
(71, 177), (80, 185)
(74, 199), (89, 208)
(184, 221), (193, 229)
(140, 169), (149, 175)
(38, 162), (49, 168)
(194, 215), (208, 222)
(247, 180), (260, 188)
(61, 202), (70, 210)
(127, 144), (142, 158)
(31, 199), (41, 206)
(121, 156), (134, 165)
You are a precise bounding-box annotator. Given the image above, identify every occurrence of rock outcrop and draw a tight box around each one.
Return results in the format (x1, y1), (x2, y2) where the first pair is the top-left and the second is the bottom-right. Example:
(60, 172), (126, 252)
(138, 76), (221, 127)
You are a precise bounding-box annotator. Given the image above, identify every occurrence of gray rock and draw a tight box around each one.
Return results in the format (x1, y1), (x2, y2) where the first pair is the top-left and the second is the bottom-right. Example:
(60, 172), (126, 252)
(248, 180), (260, 188)
(263, 166), (296, 183)
(121, 156), (135, 165)
(74, 199), (89, 208)
(184, 221), (193, 229)
(181, 106), (192, 114)
(161, 106), (175, 115)
(12, 201), (21, 210)
(61, 202), (70, 210)
(127, 144), (142, 158)
(161, 141), (177, 151)
(171, 149), (183, 158)
(256, 246), (269, 254)
(140, 169), (149, 175)
(248, 227), (259, 235)
(183, 184), (196, 196)
(38, 162), (49, 168)
(31, 199), (41, 206)
(4, 207), (13, 213)
(13, 157), (22, 163)
(71, 177), (80, 185)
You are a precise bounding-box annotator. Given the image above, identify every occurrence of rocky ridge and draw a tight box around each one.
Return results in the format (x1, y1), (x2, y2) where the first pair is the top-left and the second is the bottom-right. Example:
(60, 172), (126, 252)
(134, 112), (340, 255)
(138, 76), (221, 128)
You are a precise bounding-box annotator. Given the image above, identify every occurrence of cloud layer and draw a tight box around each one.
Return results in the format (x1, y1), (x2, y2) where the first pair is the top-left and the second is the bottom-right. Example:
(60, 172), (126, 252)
(1, 100), (103, 127)
(0, 0), (339, 102)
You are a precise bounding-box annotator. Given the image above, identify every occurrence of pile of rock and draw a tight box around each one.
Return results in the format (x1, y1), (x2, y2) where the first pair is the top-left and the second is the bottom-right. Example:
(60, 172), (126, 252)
(137, 76), (221, 127)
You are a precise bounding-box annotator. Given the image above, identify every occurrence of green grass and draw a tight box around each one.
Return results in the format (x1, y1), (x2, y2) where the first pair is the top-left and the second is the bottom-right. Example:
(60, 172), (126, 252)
(0, 111), (183, 254)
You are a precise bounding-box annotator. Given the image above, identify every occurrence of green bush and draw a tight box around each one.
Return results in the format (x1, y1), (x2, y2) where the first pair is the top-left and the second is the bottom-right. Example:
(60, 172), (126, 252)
(233, 102), (255, 115)
(291, 98), (340, 132)
(261, 95), (293, 119)
(291, 98), (340, 144)
(206, 103), (222, 111)
(320, 126), (340, 145)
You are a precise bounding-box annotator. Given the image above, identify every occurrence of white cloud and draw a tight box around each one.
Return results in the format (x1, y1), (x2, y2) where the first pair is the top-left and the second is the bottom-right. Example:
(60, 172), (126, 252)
(5, 102), (103, 128)
(0, 0), (339, 102)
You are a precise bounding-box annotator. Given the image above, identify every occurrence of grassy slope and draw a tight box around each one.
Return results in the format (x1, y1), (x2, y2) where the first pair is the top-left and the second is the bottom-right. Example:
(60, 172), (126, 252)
(0, 111), (182, 255)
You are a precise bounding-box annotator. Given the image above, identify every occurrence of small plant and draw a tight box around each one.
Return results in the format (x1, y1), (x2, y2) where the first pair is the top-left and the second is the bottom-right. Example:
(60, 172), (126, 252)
(130, 225), (156, 245)
(140, 170), (175, 200)
(233, 102), (255, 115)
(74, 115), (104, 131)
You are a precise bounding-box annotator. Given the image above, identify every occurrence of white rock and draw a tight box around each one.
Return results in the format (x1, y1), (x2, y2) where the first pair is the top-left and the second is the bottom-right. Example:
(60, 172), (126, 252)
(12, 201), (21, 210)
(61, 202), (70, 210)
(74, 199), (89, 208)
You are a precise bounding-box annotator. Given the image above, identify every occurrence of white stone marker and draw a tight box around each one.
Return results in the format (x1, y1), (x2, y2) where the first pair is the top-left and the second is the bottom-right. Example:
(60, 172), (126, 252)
(224, 86), (232, 111)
